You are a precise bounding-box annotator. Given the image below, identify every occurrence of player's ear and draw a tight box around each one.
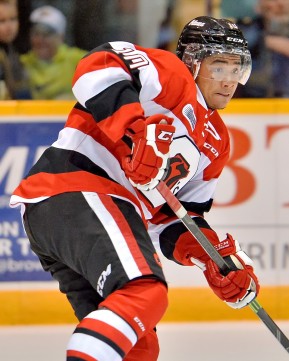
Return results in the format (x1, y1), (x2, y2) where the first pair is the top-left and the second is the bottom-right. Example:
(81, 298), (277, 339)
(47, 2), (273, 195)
(182, 53), (200, 79)
(192, 61), (201, 80)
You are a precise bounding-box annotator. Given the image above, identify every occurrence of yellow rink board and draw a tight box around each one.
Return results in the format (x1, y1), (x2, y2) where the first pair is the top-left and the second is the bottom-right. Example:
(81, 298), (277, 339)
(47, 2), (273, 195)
(0, 98), (289, 116)
(0, 286), (289, 325)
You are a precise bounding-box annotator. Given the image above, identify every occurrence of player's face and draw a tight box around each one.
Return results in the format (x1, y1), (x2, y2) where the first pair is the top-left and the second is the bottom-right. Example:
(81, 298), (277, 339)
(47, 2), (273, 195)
(195, 54), (240, 110)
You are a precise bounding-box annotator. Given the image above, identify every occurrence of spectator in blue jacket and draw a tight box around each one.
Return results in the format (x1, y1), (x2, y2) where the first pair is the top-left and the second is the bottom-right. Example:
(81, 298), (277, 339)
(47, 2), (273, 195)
(236, 0), (289, 98)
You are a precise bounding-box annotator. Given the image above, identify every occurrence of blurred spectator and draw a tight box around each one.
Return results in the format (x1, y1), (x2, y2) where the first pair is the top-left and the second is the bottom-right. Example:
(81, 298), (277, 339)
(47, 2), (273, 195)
(156, 1), (177, 50)
(13, 0), (31, 54)
(220, 0), (257, 19)
(110, 0), (138, 42)
(0, 0), (29, 99)
(236, 0), (289, 98)
(72, 0), (138, 51)
(29, 0), (76, 46)
(72, 0), (107, 51)
(21, 5), (86, 99)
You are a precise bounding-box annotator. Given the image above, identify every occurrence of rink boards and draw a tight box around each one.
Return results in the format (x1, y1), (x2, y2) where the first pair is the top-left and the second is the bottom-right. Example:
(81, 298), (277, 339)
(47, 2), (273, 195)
(0, 99), (289, 324)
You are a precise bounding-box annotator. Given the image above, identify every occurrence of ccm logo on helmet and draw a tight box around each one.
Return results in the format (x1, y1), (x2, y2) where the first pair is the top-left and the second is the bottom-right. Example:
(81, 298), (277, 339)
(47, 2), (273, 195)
(227, 37), (244, 43)
(158, 131), (174, 141)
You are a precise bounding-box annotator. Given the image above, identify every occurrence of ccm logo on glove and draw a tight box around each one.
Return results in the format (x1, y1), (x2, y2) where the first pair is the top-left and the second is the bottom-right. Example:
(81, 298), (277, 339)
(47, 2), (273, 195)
(158, 131), (174, 141)
(162, 223), (260, 310)
(203, 234), (260, 309)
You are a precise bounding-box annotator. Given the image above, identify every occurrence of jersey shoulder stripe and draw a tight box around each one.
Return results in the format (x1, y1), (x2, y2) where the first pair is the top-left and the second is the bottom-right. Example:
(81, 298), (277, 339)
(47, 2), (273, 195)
(85, 80), (141, 124)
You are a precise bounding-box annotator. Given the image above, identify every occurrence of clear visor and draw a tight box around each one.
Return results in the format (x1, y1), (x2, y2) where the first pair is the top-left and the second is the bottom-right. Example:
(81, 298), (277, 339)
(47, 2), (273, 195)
(182, 43), (252, 85)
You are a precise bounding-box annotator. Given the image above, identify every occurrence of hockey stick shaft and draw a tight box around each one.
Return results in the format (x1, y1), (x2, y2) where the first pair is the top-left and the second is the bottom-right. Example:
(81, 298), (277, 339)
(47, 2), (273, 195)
(156, 180), (289, 353)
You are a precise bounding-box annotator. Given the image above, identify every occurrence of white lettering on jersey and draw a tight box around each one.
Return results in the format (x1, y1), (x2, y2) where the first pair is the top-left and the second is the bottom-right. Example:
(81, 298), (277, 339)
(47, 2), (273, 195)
(112, 47), (149, 69)
(133, 317), (145, 331)
(204, 121), (221, 140)
(204, 142), (219, 157)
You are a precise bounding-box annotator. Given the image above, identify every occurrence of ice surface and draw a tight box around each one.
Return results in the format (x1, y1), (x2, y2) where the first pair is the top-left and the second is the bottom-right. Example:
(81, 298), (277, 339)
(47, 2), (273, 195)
(0, 321), (289, 360)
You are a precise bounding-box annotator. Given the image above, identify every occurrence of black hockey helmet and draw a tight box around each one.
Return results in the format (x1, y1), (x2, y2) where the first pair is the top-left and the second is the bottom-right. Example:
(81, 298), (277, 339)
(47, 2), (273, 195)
(176, 16), (252, 85)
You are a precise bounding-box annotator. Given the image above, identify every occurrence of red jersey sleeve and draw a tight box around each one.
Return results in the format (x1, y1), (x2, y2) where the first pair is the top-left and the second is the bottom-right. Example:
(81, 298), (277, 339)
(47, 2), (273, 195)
(72, 42), (146, 142)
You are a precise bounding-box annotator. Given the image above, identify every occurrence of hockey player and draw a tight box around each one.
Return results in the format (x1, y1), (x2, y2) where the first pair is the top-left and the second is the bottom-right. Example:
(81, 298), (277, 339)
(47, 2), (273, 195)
(10, 16), (259, 361)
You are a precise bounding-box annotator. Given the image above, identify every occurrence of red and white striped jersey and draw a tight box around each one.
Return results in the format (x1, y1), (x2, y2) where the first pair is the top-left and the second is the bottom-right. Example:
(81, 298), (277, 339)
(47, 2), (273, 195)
(10, 41), (230, 226)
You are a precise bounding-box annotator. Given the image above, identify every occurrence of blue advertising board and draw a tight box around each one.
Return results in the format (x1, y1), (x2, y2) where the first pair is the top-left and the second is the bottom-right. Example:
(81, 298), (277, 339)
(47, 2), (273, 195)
(0, 120), (64, 281)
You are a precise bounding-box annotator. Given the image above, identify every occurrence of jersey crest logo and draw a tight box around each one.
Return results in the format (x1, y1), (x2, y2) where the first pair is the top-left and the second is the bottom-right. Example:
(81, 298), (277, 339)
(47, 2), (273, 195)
(163, 153), (190, 188)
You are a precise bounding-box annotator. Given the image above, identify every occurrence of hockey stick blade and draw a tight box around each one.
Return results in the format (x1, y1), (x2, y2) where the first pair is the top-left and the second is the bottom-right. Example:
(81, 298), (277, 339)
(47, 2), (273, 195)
(156, 180), (289, 354)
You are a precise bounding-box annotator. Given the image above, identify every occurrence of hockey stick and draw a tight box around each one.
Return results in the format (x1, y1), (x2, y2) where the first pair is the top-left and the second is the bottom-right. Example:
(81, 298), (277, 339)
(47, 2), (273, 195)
(156, 180), (289, 354)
